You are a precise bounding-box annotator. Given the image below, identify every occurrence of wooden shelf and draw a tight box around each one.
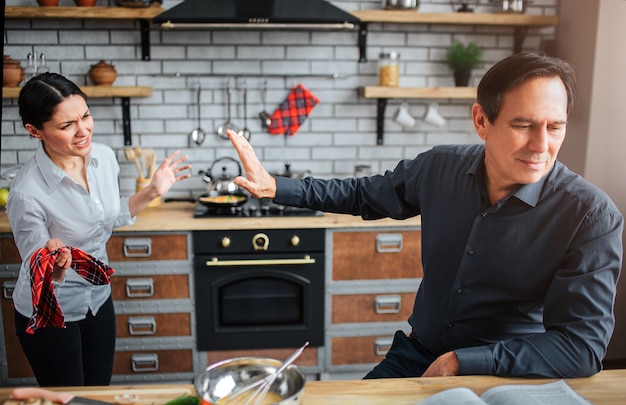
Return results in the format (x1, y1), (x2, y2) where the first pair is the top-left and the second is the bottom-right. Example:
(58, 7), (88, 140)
(3, 86), (152, 146)
(2, 86), (152, 99)
(362, 86), (477, 100)
(352, 11), (559, 62)
(361, 86), (477, 146)
(4, 6), (164, 19)
(350, 10), (558, 26)
(4, 6), (164, 61)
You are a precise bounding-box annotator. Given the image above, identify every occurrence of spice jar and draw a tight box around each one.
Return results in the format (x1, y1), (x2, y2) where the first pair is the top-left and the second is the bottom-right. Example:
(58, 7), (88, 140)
(378, 51), (399, 87)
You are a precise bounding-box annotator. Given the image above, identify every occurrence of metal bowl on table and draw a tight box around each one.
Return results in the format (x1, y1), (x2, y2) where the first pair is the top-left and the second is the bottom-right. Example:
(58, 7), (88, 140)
(194, 357), (306, 405)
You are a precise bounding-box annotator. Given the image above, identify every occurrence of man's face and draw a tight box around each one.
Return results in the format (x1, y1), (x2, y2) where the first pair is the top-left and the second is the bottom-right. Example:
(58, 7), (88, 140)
(473, 76), (568, 200)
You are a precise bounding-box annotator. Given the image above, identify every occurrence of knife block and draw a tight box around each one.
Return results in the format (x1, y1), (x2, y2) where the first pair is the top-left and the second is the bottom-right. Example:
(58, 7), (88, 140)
(136, 177), (162, 208)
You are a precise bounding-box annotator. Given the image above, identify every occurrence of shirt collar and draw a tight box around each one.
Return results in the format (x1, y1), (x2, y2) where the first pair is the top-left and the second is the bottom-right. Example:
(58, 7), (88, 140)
(467, 149), (550, 208)
(34, 143), (98, 192)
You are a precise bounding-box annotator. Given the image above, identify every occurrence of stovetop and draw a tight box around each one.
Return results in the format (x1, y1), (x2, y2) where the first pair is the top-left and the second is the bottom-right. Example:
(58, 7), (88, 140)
(193, 197), (323, 218)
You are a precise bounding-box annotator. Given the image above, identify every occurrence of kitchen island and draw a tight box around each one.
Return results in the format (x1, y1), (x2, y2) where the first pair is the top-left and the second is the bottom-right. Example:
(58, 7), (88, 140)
(1, 369), (625, 404)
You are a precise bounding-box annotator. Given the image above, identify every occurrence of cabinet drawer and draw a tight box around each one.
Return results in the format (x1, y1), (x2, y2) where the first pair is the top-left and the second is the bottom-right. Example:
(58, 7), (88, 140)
(0, 235), (21, 264)
(332, 292), (416, 324)
(332, 231), (422, 280)
(107, 234), (188, 262)
(113, 349), (193, 374)
(116, 313), (191, 338)
(331, 335), (397, 366)
(1, 278), (35, 379)
(206, 347), (319, 368)
(111, 275), (189, 300)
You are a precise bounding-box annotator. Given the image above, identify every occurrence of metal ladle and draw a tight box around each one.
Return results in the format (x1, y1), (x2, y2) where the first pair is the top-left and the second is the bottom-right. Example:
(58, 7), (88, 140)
(241, 83), (251, 140)
(217, 84), (239, 139)
(190, 85), (206, 146)
(259, 80), (272, 130)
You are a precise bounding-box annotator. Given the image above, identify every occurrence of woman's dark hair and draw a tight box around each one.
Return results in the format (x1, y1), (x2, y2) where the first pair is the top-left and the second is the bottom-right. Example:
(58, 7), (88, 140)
(477, 52), (576, 123)
(18, 72), (88, 130)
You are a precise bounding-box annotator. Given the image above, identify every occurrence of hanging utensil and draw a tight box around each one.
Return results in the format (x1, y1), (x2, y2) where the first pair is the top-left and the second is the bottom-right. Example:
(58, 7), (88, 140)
(259, 80), (272, 130)
(190, 85), (207, 146)
(241, 82), (252, 140)
(216, 82), (239, 139)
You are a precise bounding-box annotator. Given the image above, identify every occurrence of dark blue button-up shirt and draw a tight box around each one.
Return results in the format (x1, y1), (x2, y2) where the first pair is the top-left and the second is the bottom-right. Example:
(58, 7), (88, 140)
(275, 144), (623, 378)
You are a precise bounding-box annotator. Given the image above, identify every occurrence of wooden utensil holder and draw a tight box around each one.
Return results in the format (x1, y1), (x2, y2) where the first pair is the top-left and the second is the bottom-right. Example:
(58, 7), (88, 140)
(136, 177), (162, 208)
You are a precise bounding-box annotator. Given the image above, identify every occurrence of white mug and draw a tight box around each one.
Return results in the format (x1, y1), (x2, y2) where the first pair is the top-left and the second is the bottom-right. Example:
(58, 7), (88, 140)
(423, 102), (446, 127)
(392, 103), (416, 128)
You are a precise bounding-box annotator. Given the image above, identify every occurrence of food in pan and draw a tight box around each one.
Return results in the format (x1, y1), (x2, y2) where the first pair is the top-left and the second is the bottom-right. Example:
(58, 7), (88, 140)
(199, 195), (246, 204)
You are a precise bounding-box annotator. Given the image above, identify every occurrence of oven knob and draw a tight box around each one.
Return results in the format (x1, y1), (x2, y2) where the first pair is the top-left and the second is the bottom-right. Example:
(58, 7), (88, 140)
(290, 235), (300, 246)
(221, 237), (231, 248)
(253, 233), (270, 251)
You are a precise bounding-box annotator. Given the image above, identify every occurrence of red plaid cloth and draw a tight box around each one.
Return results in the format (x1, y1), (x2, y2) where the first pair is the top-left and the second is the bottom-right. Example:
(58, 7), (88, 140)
(268, 84), (319, 136)
(27, 246), (115, 334)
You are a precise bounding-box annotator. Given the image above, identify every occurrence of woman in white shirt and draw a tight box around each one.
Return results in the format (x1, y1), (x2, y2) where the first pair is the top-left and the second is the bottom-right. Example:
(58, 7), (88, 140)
(7, 72), (191, 386)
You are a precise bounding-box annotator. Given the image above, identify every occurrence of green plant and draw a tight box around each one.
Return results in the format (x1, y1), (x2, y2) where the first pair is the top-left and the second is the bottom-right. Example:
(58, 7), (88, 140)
(446, 40), (483, 71)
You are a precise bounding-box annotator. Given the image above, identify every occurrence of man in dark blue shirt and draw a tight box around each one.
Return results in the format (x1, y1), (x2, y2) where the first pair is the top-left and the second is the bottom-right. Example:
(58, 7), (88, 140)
(226, 52), (623, 378)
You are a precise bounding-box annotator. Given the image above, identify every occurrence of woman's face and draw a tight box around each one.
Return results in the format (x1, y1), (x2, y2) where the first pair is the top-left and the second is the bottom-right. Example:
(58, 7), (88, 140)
(26, 94), (94, 162)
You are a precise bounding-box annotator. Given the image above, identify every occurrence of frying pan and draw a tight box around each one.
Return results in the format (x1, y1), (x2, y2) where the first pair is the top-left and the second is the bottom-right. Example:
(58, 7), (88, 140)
(164, 193), (249, 208)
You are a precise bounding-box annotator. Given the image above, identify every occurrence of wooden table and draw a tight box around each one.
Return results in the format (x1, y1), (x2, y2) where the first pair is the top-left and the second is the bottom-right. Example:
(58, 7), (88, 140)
(1, 369), (625, 405)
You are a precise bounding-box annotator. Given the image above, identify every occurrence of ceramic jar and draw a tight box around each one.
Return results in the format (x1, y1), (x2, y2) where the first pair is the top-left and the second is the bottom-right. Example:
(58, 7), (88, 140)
(74, 0), (98, 6)
(88, 60), (117, 86)
(36, 0), (60, 6)
(3, 55), (25, 87)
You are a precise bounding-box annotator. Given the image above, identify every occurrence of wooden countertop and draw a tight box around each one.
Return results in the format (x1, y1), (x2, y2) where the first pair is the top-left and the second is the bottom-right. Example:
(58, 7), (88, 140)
(0, 202), (421, 233)
(1, 369), (624, 404)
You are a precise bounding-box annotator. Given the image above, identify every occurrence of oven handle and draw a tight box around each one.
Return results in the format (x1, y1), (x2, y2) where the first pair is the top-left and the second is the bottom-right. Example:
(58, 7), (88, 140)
(205, 255), (316, 267)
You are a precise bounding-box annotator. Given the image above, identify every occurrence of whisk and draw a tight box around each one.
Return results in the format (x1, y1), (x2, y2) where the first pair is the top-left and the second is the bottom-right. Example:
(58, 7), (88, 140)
(222, 341), (309, 405)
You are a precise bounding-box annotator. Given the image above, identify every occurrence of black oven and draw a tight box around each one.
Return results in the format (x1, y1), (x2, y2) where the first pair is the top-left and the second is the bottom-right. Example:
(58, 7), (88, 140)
(193, 228), (325, 351)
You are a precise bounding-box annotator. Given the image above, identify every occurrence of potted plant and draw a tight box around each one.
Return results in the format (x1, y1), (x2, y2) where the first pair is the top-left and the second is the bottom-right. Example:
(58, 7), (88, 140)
(446, 40), (483, 86)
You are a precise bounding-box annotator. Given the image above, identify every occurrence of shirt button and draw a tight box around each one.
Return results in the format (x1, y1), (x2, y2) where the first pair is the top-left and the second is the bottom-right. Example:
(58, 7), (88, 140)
(456, 288), (464, 294)
(482, 213), (487, 218)
(468, 249), (475, 255)
(447, 323), (454, 328)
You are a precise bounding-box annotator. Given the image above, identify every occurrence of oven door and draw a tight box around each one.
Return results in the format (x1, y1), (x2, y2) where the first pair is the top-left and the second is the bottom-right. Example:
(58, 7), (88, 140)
(194, 253), (324, 351)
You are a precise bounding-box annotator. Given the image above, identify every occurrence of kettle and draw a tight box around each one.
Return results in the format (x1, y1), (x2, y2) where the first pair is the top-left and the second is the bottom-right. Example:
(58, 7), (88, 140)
(199, 157), (244, 195)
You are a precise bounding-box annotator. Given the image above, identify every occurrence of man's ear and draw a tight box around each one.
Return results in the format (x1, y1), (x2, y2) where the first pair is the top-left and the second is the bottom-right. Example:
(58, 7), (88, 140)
(24, 124), (42, 139)
(472, 103), (488, 141)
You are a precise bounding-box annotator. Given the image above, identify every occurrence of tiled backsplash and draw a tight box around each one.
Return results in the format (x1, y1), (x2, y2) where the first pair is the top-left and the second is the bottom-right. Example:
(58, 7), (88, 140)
(2, 0), (558, 197)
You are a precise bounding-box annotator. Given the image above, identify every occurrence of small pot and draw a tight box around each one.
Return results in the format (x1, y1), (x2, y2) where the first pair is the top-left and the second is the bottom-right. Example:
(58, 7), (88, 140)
(272, 163), (311, 180)
(3, 55), (25, 87)
(74, 0), (98, 6)
(382, 0), (419, 10)
(37, 0), (60, 6)
(88, 60), (117, 86)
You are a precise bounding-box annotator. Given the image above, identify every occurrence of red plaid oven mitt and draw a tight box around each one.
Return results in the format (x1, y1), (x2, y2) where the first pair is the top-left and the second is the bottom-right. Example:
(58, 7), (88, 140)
(268, 84), (320, 136)
(27, 246), (115, 334)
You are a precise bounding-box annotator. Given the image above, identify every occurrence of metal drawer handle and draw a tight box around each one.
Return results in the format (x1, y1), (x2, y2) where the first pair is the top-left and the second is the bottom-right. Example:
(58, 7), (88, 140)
(205, 256), (315, 267)
(376, 233), (403, 253)
(131, 353), (159, 372)
(2, 281), (16, 300)
(125, 278), (155, 298)
(374, 337), (394, 356)
(128, 316), (157, 335)
(123, 237), (152, 258)
(374, 295), (402, 314)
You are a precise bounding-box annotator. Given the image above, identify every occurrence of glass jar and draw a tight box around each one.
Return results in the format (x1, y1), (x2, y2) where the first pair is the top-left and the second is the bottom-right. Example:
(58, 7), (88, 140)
(378, 51), (399, 87)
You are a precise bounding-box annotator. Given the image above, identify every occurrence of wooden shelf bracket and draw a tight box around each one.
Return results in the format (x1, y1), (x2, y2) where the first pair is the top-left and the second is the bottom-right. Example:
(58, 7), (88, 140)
(358, 23), (369, 63)
(121, 97), (132, 146)
(140, 19), (151, 61)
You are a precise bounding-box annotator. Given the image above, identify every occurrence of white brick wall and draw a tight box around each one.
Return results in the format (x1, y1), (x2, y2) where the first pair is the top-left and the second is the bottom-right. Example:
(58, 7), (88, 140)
(1, 0), (558, 197)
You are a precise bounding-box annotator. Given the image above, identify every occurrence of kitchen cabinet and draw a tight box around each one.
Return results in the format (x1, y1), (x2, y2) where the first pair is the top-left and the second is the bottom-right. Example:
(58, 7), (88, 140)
(325, 228), (422, 379)
(106, 232), (197, 383)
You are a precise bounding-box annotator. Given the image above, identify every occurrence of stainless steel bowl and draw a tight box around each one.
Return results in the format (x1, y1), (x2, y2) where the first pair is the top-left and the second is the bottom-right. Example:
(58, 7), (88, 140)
(382, 0), (419, 10)
(194, 357), (306, 404)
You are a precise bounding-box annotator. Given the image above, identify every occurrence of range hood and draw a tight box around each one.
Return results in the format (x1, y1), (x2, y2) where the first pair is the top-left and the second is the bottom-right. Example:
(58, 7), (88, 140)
(153, 0), (360, 30)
